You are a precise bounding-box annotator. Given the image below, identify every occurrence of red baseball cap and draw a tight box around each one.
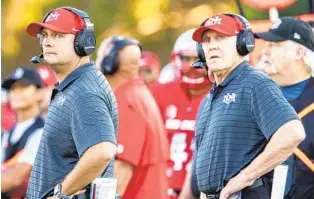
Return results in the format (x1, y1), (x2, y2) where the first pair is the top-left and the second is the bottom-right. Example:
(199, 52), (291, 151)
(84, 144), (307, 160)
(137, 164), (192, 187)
(192, 14), (243, 42)
(36, 65), (58, 87)
(26, 8), (84, 37)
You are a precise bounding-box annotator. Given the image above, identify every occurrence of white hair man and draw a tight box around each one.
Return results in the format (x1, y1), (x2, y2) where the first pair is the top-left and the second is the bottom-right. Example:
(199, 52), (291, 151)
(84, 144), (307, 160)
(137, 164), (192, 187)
(255, 17), (314, 199)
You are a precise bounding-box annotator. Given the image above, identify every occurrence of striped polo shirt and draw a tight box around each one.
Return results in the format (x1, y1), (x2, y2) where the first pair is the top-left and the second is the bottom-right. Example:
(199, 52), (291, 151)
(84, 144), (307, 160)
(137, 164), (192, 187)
(26, 62), (118, 198)
(195, 61), (299, 194)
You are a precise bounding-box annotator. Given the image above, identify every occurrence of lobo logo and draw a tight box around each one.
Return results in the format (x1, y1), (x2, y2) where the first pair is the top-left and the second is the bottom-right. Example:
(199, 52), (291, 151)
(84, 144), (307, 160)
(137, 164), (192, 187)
(223, 93), (236, 104)
(56, 94), (66, 107)
(205, 16), (223, 26)
(45, 12), (60, 22)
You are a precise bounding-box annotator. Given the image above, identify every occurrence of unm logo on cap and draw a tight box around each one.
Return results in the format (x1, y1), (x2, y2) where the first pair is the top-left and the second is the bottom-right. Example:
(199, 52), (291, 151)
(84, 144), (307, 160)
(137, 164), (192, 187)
(45, 11), (60, 22)
(205, 16), (223, 26)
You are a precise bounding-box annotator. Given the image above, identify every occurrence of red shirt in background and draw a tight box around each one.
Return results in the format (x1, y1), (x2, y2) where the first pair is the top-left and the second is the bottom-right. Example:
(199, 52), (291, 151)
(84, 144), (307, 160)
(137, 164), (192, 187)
(115, 78), (170, 199)
(1, 102), (16, 133)
(152, 80), (207, 191)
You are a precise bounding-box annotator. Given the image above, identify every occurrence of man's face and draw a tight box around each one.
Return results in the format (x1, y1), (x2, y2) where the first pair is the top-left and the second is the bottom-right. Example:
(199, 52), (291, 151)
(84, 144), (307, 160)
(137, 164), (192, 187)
(41, 28), (78, 67)
(9, 82), (41, 111)
(261, 41), (296, 77)
(201, 30), (239, 72)
(118, 45), (142, 74)
(180, 53), (204, 83)
(139, 67), (155, 85)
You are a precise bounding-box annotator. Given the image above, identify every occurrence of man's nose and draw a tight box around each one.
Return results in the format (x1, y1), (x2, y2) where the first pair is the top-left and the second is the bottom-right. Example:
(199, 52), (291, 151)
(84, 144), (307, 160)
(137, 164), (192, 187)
(42, 38), (53, 48)
(205, 39), (219, 52)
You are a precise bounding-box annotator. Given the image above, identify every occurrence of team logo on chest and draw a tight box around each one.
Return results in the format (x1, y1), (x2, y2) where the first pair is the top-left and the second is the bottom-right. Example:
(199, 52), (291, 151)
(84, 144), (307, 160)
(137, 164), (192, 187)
(223, 93), (236, 104)
(56, 94), (66, 107)
(165, 104), (178, 119)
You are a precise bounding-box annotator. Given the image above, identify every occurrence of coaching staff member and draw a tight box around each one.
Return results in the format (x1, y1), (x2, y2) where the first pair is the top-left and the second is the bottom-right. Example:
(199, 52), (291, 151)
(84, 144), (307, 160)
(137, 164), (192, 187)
(255, 17), (314, 199)
(25, 7), (118, 199)
(192, 13), (306, 199)
(96, 36), (169, 199)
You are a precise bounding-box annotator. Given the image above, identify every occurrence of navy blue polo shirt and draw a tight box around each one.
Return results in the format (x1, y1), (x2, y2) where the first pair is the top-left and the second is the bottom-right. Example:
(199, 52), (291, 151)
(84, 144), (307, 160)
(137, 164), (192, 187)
(195, 61), (299, 194)
(26, 62), (118, 198)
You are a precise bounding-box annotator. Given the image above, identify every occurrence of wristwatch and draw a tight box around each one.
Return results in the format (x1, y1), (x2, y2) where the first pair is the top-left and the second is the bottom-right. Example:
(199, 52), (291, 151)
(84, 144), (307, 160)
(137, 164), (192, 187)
(54, 183), (71, 199)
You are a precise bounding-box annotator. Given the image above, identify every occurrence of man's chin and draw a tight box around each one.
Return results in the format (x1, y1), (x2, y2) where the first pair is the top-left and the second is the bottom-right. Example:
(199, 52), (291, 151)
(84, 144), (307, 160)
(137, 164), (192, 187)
(208, 64), (227, 72)
(43, 57), (60, 65)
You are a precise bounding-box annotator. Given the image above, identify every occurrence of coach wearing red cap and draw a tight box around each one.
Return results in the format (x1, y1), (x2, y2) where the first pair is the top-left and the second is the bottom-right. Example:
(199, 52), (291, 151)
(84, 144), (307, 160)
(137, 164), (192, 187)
(25, 7), (118, 199)
(192, 13), (306, 199)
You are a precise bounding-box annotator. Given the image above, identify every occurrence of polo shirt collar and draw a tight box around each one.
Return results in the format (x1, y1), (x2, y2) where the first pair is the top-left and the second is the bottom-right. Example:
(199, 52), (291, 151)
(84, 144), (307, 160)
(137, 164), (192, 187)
(219, 60), (249, 87)
(55, 62), (96, 91)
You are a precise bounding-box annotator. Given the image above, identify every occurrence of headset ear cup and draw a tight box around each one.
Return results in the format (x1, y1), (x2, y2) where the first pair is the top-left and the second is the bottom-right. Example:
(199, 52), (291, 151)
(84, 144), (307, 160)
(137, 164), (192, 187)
(74, 31), (85, 57)
(236, 30), (255, 56)
(102, 56), (113, 75)
(197, 42), (206, 62)
(83, 32), (96, 56)
(236, 30), (248, 56)
(101, 52), (119, 75)
(245, 31), (255, 54)
(112, 54), (119, 73)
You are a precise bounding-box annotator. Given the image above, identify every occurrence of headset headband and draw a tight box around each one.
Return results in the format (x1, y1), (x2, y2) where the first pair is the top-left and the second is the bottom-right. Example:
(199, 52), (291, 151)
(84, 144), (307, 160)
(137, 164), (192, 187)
(223, 13), (252, 32)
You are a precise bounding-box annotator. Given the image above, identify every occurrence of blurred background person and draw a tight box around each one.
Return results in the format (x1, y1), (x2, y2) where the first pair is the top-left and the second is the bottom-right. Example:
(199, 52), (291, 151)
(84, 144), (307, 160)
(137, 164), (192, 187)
(255, 17), (314, 199)
(158, 63), (176, 84)
(139, 51), (161, 90)
(1, 88), (16, 134)
(151, 29), (212, 199)
(96, 36), (170, 199)
(1, 67), (44, 199)
(35, 65), (58, 118)
(1, 88), (17, 164)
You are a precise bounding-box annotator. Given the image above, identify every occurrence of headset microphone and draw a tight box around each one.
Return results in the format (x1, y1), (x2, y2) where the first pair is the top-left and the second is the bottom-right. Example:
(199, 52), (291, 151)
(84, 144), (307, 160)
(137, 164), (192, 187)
(192, 59), (206, 69)
(30, 53), (43, 64)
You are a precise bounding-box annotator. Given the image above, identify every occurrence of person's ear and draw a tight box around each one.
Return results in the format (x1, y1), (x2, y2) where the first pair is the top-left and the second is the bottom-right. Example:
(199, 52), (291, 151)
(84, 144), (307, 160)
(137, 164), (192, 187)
(295, 45), (306, 61)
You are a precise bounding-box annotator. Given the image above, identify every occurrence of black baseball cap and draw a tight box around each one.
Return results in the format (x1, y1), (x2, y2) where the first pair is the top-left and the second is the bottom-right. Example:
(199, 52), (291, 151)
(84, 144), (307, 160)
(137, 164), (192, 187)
(2, 67), (44, 90)
(254, 17), (314, 51)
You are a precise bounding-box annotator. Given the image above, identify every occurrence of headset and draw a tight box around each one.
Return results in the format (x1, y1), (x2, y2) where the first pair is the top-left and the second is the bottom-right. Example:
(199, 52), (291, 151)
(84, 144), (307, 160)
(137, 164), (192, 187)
(31, 7), (96, 63)
(193, 13), (255, 69)
(101, 36), (142, 75)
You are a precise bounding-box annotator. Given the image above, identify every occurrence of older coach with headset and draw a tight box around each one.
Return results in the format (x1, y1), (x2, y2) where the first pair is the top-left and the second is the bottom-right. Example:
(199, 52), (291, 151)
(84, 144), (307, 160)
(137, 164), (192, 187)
(192, 13), (306, 199)
(25, 7), (118, 199)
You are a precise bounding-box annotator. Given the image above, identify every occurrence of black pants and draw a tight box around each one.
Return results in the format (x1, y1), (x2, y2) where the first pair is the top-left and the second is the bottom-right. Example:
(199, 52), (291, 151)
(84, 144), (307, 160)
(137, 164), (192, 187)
(207, 178), (272, 199)
(207, 186), (271, 199)
(241, 184), (271, 199)
(1, 193), (11, 199)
